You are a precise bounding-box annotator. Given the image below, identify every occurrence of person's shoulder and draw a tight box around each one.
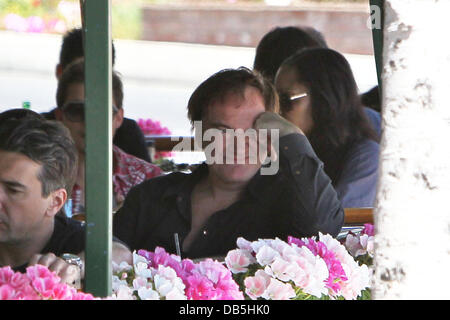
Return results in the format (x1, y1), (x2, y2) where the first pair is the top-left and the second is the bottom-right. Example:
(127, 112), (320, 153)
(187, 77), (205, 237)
(344, 138), (379, 169)
(117, 117), (141, 134)
(54, 214), (85, 233)
(114, 145), (162, 176)
(351, 138), (379, 153)
(43, 214), (85, 256)
(122, 117), (139, 127)
(129, 170), (191, 196)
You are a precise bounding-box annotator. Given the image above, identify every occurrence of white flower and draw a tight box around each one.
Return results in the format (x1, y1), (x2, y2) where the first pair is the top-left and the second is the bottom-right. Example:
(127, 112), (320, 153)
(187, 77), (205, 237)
(112, 275), (128, 292)
(340, 260), (371, 300)
(112, 261), (132, 273)
(165, 287), (187, 300)
(225, 249), (255, 274)
(154, 265), (185, 292)
(261, 278), (296, 300)
(132, 276), (149, 290)
(255, 245), (280, 266)
(134, 261), (153, 278)
(287, 246), (329, 298)
(114, 285), (135, 300)
(236, 237), (253, 251)
(345, 234), (375, 258)
(359, 234), (375, 257)
(137, 287), (160, 300)
(265, 256), (301, 283)
(345, 234), (364, 257)
(267, 237), (291, 253)
(155, 265), (178, 281)
(250, 239), (272, 253)
(133, 251), (149, 265)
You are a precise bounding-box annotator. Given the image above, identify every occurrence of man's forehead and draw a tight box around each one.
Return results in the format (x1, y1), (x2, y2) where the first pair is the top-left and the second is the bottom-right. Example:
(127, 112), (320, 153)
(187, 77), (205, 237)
(0, 150), (42, 184)
(205, 87), (265, 121)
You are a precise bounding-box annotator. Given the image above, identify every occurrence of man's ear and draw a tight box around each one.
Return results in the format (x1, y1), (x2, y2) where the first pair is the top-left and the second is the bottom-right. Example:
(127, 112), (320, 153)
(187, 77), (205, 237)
(55, 64), (63, 80)
(46, 188), (67, 218)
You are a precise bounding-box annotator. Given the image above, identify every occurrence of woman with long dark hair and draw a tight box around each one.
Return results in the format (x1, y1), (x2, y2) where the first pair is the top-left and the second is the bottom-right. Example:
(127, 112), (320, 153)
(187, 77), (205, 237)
(275, 48), (380, 207)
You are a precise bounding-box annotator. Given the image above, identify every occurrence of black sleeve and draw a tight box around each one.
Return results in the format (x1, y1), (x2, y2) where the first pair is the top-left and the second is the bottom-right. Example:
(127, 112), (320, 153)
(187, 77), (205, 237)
(279, 133), (344, 237)
(113, 118), (151, 163)
(112, 184), (142, 250)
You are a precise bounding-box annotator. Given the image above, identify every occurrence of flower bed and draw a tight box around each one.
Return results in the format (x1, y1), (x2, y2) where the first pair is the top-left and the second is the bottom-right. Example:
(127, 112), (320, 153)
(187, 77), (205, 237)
(0, 264), (95, 300)
(0, 225), (374, 300)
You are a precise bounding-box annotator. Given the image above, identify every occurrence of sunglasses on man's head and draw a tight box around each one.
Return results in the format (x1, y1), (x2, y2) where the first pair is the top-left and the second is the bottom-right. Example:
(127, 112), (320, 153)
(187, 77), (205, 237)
(61, 101), (119, 123)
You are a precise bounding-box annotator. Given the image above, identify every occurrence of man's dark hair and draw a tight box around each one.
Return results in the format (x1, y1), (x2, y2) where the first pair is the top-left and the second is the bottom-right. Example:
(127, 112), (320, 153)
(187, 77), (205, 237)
(279, 48), (378, 183)
(0, 108), (44, 124)
(56, 59), (123, 110)
(59, 28), (116, 71)
(253, 26), (328, 83)
(0, 117), (78, 197)
(187, 67), (279, 127)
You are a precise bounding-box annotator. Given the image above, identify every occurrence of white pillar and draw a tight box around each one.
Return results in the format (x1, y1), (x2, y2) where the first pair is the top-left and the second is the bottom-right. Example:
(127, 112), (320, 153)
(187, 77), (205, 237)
(373, 0), (450, 299)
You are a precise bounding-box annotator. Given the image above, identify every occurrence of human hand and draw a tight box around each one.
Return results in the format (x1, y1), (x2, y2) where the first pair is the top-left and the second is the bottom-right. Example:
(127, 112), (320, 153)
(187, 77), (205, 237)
(253, 112), (304, 164)
(254, 112), (304, 138)
(112, 241), (133, 266)
(29, 253), (81, 287)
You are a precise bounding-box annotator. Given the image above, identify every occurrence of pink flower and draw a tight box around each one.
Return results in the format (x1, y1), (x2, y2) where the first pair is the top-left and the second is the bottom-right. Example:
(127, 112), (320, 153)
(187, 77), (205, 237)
(225, 249), (255, 274)
(193, 259), (243, 300)
(0, 284), (18, 300)
(31, 276), (61, 299)
(26, 264), (57, 282)
(288, 236), (347, 295)
(137, 247), (242, 300)
(0, 265), (96, 300)
(46, 18), (67, 34)
(50, 284), (74, 300)
(137, 118), (171, 136)
(362, 224), (374, 237)
(3, 14), (27, 32)
(287, 235), (306, 248)
(261, 278), (296, 300)
(244, 270), (271, 300)
(71, 292), (95, 300)
(26, 16), (45, 33)
(185, 274), (215, 300)
(0, 267), (15, 285)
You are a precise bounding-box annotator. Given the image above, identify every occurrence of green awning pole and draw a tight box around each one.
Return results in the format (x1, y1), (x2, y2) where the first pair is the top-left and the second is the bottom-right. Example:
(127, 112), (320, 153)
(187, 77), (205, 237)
(83, 0), (113, 297)
(369, 0), (384, 96)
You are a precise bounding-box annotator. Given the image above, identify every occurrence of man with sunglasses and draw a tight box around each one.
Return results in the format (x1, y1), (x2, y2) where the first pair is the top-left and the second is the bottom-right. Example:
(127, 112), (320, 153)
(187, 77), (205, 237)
(54, 60), (162, 217)
(42, 27), (151, 163)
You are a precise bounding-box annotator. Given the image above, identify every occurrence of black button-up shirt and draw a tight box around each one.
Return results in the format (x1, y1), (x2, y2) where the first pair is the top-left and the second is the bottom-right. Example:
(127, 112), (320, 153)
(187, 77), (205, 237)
(113, 133), (344, 259)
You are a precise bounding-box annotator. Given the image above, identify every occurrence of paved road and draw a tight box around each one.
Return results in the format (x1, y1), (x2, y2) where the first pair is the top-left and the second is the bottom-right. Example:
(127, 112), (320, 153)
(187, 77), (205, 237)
(0, 31), (378, 137)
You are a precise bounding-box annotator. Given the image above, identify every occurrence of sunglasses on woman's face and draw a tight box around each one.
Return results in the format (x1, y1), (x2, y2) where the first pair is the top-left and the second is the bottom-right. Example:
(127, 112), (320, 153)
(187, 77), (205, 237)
(61, 101), (119, 123)
(279, 92), (308, 111)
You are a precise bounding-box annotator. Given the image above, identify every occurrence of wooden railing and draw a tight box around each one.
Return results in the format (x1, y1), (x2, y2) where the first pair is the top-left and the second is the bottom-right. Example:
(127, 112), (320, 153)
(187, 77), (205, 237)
(146, 135), (194, 152)
(344, 207), (374, 225)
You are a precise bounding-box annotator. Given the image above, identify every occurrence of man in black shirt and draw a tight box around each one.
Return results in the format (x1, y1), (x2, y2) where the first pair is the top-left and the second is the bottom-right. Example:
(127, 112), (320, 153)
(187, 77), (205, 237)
(0, 114), (132, 284)
(113, 68), (344, 259)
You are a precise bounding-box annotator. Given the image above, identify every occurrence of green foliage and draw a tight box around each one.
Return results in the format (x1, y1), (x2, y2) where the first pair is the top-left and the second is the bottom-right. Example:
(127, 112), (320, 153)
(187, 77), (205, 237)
(112, 2), (142, 40)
